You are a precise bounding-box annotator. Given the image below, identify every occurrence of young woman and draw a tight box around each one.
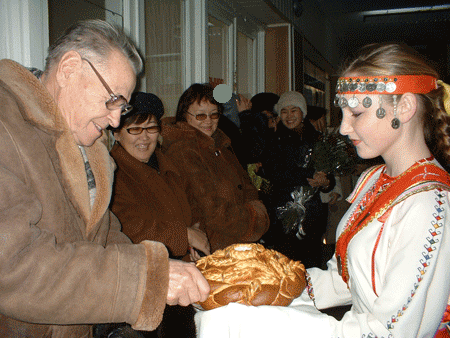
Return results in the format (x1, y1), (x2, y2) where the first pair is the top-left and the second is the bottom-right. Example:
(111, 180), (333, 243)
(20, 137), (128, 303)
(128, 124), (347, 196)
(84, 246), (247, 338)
(161, 83), (269, 253)
(195, 42), (450, 338)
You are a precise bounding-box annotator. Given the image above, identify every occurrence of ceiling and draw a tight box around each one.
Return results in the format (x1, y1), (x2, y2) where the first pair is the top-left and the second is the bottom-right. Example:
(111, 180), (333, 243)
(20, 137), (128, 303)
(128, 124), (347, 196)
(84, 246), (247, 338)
(313, 0), (450, 15)
(313, 0), (450, 73)
(230, 0), (450, 74)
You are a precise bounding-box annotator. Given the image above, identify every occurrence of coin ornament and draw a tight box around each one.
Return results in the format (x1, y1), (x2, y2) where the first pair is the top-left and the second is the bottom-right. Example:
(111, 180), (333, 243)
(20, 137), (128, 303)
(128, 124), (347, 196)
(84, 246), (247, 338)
(376, 82), (386, 92)
(391, 118), (400, 129)
(334, 96), (340, 107)
(385, 82), (396, 93)
(347, 96), (359, 108)
(362, 96), (372, 108)
(339, 97), (348, 108)
(376, 108), (386, 119)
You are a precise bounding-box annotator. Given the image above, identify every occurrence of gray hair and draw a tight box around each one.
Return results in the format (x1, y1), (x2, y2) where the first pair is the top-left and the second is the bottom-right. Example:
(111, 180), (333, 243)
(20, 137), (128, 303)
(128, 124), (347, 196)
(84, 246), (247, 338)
(44, 19), (143, 75)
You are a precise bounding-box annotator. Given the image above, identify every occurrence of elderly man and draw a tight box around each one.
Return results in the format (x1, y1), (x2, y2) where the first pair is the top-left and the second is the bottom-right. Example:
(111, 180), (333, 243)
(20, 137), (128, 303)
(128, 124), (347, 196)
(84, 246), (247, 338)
(0, 19), (209, 337)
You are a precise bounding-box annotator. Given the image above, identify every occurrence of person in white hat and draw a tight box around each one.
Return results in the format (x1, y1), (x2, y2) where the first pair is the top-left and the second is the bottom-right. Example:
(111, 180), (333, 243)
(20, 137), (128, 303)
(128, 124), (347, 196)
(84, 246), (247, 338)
(258, 91), (335, 268)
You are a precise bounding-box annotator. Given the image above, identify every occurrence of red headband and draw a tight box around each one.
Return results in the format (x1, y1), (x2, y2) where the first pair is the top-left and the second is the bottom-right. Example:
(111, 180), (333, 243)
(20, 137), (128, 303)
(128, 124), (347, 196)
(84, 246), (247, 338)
(336, 75), (438, 95)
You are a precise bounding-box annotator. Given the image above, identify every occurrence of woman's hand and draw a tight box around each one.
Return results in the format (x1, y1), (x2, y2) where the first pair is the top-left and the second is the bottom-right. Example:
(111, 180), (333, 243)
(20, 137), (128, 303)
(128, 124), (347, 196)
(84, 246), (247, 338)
(187, 223), (211, 260)
(328, 192), (340, 205)
(307, 171), (330, 189)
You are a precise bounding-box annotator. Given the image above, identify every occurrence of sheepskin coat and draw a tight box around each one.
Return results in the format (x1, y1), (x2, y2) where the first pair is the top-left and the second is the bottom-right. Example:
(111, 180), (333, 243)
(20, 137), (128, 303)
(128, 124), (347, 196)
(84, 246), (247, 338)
(0, 59), (169, 337)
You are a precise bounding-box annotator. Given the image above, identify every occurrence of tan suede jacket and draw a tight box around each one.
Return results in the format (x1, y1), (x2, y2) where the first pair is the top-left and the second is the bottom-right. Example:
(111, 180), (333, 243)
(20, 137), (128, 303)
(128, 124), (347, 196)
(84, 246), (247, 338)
(0, 59), (169, 337)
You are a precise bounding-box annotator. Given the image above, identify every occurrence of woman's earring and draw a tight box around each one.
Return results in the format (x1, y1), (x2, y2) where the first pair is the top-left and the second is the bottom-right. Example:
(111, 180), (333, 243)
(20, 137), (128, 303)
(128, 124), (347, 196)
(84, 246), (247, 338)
(391, 94), (400, 129)
(376, 95), (386, 119)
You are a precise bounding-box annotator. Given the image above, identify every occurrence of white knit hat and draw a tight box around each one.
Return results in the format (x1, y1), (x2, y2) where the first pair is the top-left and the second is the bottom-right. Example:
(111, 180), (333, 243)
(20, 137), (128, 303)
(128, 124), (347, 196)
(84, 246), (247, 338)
(274, 91), (307, 116)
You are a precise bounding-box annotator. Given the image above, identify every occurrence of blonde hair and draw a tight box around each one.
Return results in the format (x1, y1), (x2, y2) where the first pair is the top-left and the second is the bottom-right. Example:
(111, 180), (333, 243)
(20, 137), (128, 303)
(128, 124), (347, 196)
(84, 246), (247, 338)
(340, 42), (450, 165)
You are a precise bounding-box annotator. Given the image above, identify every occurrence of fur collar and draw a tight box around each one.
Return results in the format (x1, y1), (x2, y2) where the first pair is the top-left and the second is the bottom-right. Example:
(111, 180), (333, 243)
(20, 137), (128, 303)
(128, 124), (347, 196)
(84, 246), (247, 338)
(111, 142), (181, 179)
(160, 117), (231, 152)
(0, 59), (115, 239)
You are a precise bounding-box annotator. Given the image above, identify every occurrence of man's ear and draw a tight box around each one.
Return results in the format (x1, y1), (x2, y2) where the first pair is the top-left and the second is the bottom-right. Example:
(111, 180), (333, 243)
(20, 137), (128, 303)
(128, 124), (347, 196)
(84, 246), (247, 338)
(397, 92), (418, 124)
(55, 51), (83, 88)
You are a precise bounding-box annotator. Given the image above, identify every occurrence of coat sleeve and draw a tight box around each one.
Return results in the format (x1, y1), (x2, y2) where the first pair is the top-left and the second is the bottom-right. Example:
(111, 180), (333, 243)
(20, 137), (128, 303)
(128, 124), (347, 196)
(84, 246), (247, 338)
(106, 211), (133, 244)
(110, 172), (189, 257)
(165, 143), (269, 250)
(0, 157), (168, 331)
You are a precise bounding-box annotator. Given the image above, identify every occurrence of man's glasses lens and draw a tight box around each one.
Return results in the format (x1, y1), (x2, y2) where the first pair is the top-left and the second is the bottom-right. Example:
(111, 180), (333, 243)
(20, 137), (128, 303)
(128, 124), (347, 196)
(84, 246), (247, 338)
(127, 126), (161, 135)
(193, 112), (220, 121)
(105, 95), (133, 115)
(82, 58), (133, 115)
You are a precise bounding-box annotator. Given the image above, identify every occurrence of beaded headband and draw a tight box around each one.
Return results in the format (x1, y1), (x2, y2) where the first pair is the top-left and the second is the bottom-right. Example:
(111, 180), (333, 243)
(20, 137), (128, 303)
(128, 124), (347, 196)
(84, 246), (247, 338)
(334, 75), (439, 110)
(336, 75), (437, 95)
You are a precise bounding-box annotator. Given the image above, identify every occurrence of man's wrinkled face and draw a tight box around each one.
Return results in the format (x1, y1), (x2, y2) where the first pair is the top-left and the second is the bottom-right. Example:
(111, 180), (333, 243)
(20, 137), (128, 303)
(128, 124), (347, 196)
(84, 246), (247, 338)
(61, 50), (136, 146)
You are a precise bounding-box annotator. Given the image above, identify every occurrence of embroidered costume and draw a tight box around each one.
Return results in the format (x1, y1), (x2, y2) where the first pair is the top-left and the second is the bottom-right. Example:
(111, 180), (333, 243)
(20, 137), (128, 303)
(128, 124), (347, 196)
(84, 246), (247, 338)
(195, 158), (450, 338)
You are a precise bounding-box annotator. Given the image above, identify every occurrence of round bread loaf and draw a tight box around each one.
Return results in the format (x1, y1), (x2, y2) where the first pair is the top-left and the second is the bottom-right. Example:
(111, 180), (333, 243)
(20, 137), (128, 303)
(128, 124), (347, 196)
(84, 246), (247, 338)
(195, 243), (307, 310)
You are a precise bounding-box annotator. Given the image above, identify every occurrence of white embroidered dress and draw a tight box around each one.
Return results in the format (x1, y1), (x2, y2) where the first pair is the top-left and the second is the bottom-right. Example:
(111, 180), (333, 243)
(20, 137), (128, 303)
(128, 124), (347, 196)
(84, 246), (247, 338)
(195, 160), (450, 338)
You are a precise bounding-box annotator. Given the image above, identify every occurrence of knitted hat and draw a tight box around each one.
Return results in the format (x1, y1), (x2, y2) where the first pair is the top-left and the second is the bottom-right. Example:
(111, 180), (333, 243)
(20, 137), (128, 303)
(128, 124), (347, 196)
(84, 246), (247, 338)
(129, 92), (164, 121)
(274, 91), (307, 116)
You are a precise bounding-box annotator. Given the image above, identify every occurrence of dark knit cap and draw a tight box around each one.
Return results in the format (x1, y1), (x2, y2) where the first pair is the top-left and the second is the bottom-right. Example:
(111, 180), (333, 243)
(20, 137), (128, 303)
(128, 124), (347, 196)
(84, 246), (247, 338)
(129, 92), (164, 121)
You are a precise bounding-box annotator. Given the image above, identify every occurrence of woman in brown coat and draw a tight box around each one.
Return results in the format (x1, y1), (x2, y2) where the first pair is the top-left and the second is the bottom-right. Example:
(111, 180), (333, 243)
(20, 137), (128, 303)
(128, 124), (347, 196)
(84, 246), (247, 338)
(110, 92), (210, 260)
(110, 92), (210, 338)
(161, 83), (270, 253)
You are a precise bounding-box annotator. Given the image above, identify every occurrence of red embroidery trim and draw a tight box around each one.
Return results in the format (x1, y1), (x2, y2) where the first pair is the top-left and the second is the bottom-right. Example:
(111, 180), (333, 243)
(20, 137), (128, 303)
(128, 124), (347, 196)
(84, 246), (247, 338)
(336, 159), (450, 285)
(371, 222), (385, 296)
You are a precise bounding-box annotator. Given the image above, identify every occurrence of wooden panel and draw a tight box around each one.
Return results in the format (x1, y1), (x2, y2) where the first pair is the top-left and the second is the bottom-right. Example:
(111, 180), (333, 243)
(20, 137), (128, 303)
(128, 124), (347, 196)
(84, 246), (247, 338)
(265, 25), (289, 95)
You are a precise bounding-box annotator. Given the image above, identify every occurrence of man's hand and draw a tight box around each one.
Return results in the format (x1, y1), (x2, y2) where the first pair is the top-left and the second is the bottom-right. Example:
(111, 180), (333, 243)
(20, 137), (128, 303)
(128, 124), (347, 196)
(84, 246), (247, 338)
(166, 259), (210, 306)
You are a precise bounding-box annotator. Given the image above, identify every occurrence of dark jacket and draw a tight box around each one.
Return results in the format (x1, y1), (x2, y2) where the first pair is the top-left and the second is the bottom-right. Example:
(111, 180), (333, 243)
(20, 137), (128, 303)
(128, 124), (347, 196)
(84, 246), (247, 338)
(110, 143), (191, 258)
(239, 110), (272, 164)
(161, 118), (269, 252)
(259, 120), (335, 265)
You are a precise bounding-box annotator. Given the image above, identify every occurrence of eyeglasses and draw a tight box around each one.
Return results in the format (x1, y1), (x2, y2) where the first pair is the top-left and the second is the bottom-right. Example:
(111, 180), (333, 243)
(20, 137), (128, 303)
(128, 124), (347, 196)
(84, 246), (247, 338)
(82, 58), (133, 115)
(126, 126), (161, 135)
(187, 111), (220, 121)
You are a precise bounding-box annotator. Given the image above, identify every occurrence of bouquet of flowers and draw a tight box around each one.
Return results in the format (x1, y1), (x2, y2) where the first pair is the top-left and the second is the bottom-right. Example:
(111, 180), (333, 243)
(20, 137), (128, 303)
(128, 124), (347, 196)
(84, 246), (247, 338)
(277, 128), (358, 238)
(310, 128), (358, 176)
(276, 186), (314, 239)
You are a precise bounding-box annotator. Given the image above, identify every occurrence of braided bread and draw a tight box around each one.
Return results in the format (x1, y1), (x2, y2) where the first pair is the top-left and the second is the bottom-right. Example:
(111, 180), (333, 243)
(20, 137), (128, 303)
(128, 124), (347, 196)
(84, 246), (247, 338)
(195, 243), (306, 310)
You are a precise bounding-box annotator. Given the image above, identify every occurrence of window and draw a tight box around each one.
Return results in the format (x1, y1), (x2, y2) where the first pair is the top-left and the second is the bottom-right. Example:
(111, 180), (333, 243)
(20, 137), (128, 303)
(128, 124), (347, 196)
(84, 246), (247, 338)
(208, 16), (230, 88)
(144, 0), (182, 116)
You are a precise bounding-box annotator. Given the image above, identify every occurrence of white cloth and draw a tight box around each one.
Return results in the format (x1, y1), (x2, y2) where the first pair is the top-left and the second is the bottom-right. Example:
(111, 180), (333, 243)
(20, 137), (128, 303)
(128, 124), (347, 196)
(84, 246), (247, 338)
(195, 161), (450, 338)
(195, 292), (331, 337)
